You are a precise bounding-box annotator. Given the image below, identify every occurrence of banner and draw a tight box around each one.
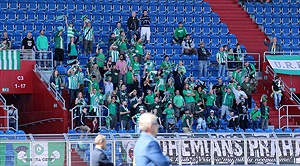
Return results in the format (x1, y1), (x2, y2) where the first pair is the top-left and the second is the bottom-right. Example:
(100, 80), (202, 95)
(118, 133), (300, 165)
(266, 55), (300, 75)
(0, 50), (20, 70)
(33, 142), (65, 165)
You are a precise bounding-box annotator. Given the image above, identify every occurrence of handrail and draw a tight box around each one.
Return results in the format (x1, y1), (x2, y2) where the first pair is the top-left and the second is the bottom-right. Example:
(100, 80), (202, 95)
(0, 105), (19, 131)
(225, 52), (261, 72)
(263, 51), (300, 62)
(19, 118), (63, 127)
(0, 94), (6, 109)
(278, 105), (300, 129)
(266, 65), (300, 105)
(70, 104), (110, 130)
(34, 64), (66, 109)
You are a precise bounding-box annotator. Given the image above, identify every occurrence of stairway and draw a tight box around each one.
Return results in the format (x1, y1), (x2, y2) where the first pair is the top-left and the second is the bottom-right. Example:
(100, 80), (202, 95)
(205, 0), (268, 59)
(68, 148), (89, 166)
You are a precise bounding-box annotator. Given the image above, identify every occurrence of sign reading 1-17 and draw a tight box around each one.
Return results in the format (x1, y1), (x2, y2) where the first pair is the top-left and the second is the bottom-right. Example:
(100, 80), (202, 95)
(15, 84), (26, 89)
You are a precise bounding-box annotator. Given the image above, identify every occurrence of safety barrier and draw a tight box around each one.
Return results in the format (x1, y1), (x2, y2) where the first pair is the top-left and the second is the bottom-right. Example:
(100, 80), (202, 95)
(0, 105), (18, 131)
(0, 94), (6, 108)
(279, 105), (300, 129)
(0, 133), (299, 165)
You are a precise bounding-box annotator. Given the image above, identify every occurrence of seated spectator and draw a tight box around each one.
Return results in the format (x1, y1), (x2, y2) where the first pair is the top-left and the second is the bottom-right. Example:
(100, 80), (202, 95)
(197, 42), (211, 77)
(207, 110), (219, 130)
(227, 110), (238, 130)
(181, 34), (197, 55)
(238, 98), (248, 130)
(195, 101), (206, 130)
(0, 39), (8, 50)
(249, 105), (261, 130)
(272, 76), (282, 110)
(113, 22), (124, 37)
(233, 43), (245, 68)
(264, 37), (282, 55)
(1, 31), (11, 49)
(78, 107), (91, 133)
(260, 94), (269, 130)
(216, 46), (226, 77)
(242, 61), (257, 91)
(132, 107), (145, 133)
(182, 109), (193, 133)
(173, 22), (187, 44)
(91, 118), (99, 133)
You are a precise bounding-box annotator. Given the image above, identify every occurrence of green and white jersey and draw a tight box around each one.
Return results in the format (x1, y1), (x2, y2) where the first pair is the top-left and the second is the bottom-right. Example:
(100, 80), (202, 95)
(77, 71), (85, 84)
(55, 31), (64, 49)
(83, 26), (94, 41)
(145, 60), (154, 72)
(109, 50), (119, 63)
(67, 26), (75, 38)
(133, 113), (142, 124)
(90, 93), (99, 107)
(216, 51), (226, 64)
(68, 74), (79, 90)
(113, 27), (124, 37)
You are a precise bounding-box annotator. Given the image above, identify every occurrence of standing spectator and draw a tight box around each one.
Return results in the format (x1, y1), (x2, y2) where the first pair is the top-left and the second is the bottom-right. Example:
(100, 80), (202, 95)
(132, 108), (145, 133)
(78, 107), (91, 133)
(214, 77), (225, 108)
(116, 31), (128, 54)
(264, 37), (282, 54)
(65, 18), (78, 50)
(67, 67), (80, 110)
(110, 64), (120, 90)
(152, 108), (163, 128)
(207, 110), (219, 130)
(83, 19), (94, 55)
(103, 76), (114, 95)
(149, 96), (163, 120)
(1, 31), (11, 49)
(181, 34), (197, 55)
(8, 104), (17, 130)
(173, 22), (187, 44)
(120, 100), (131, 131)
(272, 76), (282, 110)
(22, 32), (37, 59)
(220, 88), (234, 119)
(182, 109), (193, 133)
(36, 30), (49, 68)
(238, 98), (248, 130)
(140, 10), (151, 44)
(91, 135), (114, 166)
(260, 94), (269, 130)
(108, 33), (117, 48)
(205, 88), (219, 115)
(68, 36), (79, 60)
(116, 54), (128, 83)
(233, 43), (244, 68)
(127, 12), (139, 42)
(129, 53), (141, 83)
(173, 90), (185, 121)
(96, 47), (105, 77)
(109, 44), (119, 63)
(197, 42), (211, 77)
(232, 68), (243, 85)
(50, 69), (63, 95)
(242, 76), (254, 108)
(231, 84), (248, 106)
(226, 110), (238, 130)
(113, 22), (124, 37)
(0, 40), (8, 50)
(75, 92), (86, 127)
(242, 61), (257, 91)
(144, 89), (156, 109)
(107, 96), (117, 130)
(135, 38), (144, 63)
(216, 46), (226, 77)
(163, 103), (176, 131)
(250, 105), (261, 130)
(227, 48), (235, 69)
(54, 27), (64, 67)
(195, 100), (206, 130)
(183, 83), (196, 113)
(160, 55), (173, 79)
(89, 88), (99, 116)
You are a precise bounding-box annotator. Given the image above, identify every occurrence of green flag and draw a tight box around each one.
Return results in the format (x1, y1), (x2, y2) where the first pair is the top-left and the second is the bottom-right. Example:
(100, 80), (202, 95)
(266, 55), (300, 75)
(56, 15), (65, 20)
(0, 50), (20, 70)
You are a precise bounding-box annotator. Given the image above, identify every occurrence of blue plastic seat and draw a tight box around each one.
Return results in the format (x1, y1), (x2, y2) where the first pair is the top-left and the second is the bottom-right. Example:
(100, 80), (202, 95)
(128, 129), (135, 133)
(99, 129), (108, 133)
(76, 0), (84, 11)
(175, 2), (184, 13)
(255, 14), (264, 25)
(236, 128), (244, 132)
(274, 128), (283, 133)
(167, 2), (175, 13)
(294, 128), (300, 133)
(246, 4), (255, 14)
(202, 2), (211, 14)
(246, 128), (254, 132)
(255, 128), (264, 132)
(5, 130), (15, 140)
(284, 128), (292, 132)
(56, 65), (66, 75)
(226, 128), (234, 132)
(18, 0), (27, 10)
(118, 129), (127, 133)
(207, 128), (215, 132)
(85, 2), (93, 11)
(290, 25), (299, 35)
(202, 13), (211, 24)
(264, 128), (273, 132)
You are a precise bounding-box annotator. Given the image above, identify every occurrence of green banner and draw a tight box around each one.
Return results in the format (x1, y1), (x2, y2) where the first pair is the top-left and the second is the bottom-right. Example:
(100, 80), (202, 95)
(13, 143), (31, 166)
(266, 56), (300, 75)
(48, 142), (65, 165)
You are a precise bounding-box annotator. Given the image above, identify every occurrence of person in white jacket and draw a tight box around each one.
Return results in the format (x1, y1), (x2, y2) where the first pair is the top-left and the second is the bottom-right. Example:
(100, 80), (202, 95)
(181, 34), (197, 55)
(231, 84), (248, 105)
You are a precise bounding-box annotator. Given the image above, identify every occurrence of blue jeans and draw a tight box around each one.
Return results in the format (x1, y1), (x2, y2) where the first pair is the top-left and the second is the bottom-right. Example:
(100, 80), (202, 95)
(198, 60), (208, 77)
(218, 63), (226, 77)
(251, 120), (260, 130)
(273, 92), (282, 108)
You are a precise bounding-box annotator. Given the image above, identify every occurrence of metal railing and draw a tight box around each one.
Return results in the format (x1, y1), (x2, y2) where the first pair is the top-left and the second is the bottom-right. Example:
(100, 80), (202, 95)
(19, 49), (35, 60)
(278, 105), (300, 129)
(70, 105), (110, 130)
(263, 51), (300, 62)
(34, 64), (66, 109)
(1, 133), (300, 165)
(0, 94), (6, 108)
(226, 52), (261, 71)
(19, 118), (63, 127)
(0, 105), (18, 131)
(266, 65), (300, 105)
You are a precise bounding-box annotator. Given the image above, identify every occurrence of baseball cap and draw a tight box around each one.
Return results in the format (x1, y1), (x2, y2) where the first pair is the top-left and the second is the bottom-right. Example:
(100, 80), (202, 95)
(210, 110), (214, 113)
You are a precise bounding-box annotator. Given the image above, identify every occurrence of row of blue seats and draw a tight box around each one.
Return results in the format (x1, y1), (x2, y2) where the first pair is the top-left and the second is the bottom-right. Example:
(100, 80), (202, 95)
(246, 3), (299, 15)
(255, 14), (299, 25)
(0, 130), (27, 140)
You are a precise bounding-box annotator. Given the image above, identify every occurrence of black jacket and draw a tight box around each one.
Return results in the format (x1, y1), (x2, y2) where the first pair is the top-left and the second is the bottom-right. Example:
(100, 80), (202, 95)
(173, 70), (186, 88)
(91, 148), (113, 166)
(127, 16), (139, 31)
(79, 112), (86, 126)
(197, 47), (211, 60)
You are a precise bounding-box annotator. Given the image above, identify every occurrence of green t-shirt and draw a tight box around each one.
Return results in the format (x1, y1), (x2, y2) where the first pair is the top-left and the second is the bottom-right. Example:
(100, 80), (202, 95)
(96, 53), (105, 68)
(206, 94), (216, 106)
(222, 92), (234, 107)
(97, 92), (104, 105)
(108, 102), (117, 116)
(88, 80), (99, 92)
(129, 54), (141, 74)
(183, 90), (195, 103)
(135, 42), (143, 55)
(126, 71), (133, 84)
(163, 108), (175, 119)
(207, 115), (218, 124)
(149, 102), (162, 117)
(156, 78), (165, 91)
(173, 95), (185, 107)
(166, 85), (175, 97)
(250, 109), (261, 121)
(232, 71), (242, 85)
(195, 90), (204, 103)
(174, 27), (187, 39)
(182, 115), (192, 127)
(144, 93), (155, 105)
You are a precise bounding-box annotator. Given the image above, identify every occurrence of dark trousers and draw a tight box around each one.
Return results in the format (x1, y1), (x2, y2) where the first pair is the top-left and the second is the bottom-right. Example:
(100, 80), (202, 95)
(247, 95), (252, 108)
(69, 89), (78, 110)
(110, 115), (117, 129)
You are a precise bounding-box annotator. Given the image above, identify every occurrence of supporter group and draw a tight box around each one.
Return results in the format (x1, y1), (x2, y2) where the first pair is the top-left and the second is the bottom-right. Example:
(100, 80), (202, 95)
(1, 9), (282, 134)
